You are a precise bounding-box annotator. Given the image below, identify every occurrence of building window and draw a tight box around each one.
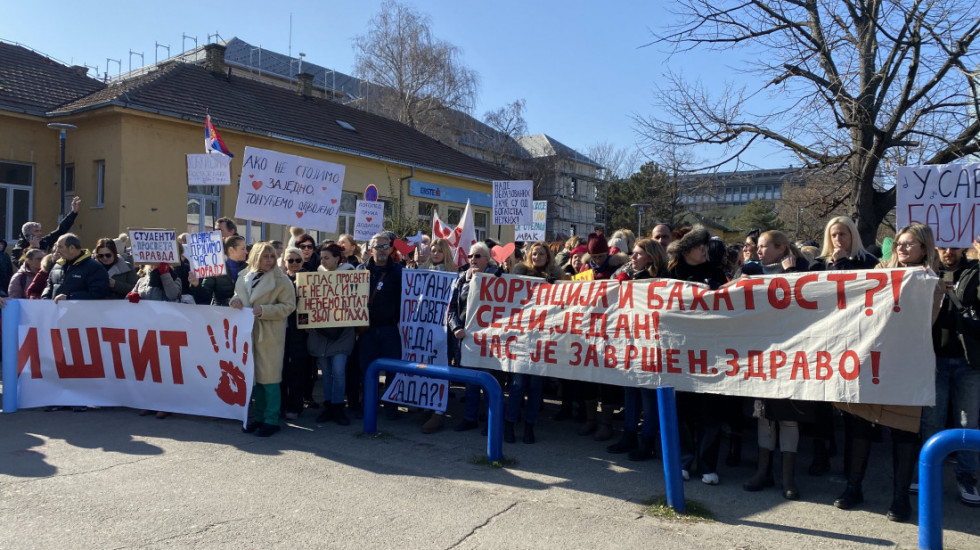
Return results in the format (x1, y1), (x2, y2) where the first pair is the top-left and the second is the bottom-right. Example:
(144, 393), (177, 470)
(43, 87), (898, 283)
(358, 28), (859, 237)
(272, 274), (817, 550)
(474, 210), (488, 241)
(244, 220), (265, 245)
(0, 161), (33, 243)
(570, 178), (577, 196)
(187, 185), (220, 234)
(418, 201), (438, 223)
(95, 160), (105, 207)
(378, 198), (394, 226)
(447, 206), (462, 226)
(61, 164), (75, 219)
(338, 192), (358, 236)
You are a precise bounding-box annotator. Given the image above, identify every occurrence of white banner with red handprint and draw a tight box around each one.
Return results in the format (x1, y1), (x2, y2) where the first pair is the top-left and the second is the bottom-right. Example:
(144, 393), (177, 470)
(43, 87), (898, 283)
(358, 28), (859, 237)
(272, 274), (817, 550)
(13, 300), (255, 424)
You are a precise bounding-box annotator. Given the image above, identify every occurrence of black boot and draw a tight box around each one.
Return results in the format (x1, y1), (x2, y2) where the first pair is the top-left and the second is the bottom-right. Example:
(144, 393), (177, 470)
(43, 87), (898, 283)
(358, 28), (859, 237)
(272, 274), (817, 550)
(726, 434), (742, 467)
(782, 451), (799, 500)
(887, 439), (916, 522)
(607, 430), (638, 454)
(809, 438), (831, 476)
(834, 435), (871, 509)
(743, 448), (775, 491)
(315, 405), (334, 424)
(522, 423), (536, 444)
(504, 421), (516, 443)
(628, 435), (658, 461)
(333, 403), (350, 426)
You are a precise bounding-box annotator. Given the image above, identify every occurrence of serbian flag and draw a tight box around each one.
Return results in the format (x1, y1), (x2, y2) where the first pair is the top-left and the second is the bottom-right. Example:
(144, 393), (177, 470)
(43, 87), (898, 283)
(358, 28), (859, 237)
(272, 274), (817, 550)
(205, 115), (234, 159)
(432, 199), (478, 267)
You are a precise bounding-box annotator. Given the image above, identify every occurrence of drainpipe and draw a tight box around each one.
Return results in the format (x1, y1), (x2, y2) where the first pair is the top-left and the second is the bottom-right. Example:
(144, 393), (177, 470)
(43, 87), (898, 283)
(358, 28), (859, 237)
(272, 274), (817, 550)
(399, 167), (414, 232)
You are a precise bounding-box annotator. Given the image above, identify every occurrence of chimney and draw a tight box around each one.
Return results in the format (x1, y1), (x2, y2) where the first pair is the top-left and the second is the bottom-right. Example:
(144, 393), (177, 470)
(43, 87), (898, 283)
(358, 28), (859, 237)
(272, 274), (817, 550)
(297, 73), (314, 97)
(68, 65), (89, 77)
(203, 43), (227, 75)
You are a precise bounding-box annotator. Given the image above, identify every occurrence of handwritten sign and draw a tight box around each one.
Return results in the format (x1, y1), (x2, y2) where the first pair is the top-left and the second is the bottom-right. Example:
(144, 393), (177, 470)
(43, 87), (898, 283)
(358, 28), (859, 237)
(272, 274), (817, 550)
(382, 373), (449, 412)
(185, 231), (226, 278)
(295, 270), (370, 329)
(493, 180), (533, 225)
(354, 200), (385, 241)
(129, 229), (178, 264)
(234, 146), (346, 232)
(572, 269), (594, 281)
(186, 153), (231, 186)
(515, 200), (547, 242)
(400, 270), (455, 364)
(897, 163), (980, 247)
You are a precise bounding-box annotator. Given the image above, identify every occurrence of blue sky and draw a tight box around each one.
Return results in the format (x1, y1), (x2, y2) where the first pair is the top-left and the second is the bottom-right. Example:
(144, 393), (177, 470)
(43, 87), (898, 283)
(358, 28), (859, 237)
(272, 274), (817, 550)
(3, 0), (792, 172)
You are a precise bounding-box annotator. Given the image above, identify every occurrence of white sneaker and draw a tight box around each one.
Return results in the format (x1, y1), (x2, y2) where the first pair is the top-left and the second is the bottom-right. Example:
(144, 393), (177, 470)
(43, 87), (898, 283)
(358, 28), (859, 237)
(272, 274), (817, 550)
(958, 482), (980, 506)
(909, 482), (918, 494)
(681, 469), (690, 481)
(701, 472), (720, 485)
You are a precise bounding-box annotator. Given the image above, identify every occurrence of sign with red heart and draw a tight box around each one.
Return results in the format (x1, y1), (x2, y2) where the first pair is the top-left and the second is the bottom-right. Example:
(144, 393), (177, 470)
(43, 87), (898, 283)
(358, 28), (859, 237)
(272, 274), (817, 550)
(392, 238), (415, 257)
(354, 199), (385, 241)
(491, 243), (516, 265)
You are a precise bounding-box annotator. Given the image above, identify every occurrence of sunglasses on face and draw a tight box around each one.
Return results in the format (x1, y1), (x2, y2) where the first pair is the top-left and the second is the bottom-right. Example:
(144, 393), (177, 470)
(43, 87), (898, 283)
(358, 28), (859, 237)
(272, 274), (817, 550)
(372, 243), (391, 250)
(299, 244), (314, 249)
(468, 254), (482, 259)
(286, 258), (303, 264)
(97, 253), (114, 259)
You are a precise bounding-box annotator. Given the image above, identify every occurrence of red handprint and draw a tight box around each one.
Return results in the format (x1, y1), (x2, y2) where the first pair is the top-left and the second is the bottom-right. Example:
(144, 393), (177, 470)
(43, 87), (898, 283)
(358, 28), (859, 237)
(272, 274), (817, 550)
(198, 319), (249, 406)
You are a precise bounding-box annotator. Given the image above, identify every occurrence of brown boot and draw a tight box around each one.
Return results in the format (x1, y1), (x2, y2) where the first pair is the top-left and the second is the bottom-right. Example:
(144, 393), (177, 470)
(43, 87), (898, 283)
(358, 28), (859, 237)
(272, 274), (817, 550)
(578, 400), (598, 435)
(743, 448), (775, 491)
(421, 413), (444, 434)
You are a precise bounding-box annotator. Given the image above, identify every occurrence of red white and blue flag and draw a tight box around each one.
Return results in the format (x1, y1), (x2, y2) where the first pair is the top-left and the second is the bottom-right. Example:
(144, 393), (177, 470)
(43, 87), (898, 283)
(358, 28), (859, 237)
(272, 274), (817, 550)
(205, 115), (234, 158)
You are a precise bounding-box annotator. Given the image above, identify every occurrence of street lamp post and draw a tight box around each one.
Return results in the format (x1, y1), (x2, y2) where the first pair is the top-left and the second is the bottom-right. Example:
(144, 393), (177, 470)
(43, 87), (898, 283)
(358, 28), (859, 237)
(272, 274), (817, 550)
(47, 123), (78, 219)
(630, 203), (651, 237)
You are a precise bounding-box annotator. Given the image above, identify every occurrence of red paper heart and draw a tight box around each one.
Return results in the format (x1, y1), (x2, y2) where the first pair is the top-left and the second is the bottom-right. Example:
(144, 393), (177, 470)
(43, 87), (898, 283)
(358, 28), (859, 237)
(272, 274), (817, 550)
(330, 198), (338, 204)
(295, 212), (303, 218)
(322, 187), (327, 191)
(393, 238), (415, 257)
(249, 174), (254, 178)
(491, 243), (515, 264)
(365, 217), (372, 223)
(251, 180), (262, 190)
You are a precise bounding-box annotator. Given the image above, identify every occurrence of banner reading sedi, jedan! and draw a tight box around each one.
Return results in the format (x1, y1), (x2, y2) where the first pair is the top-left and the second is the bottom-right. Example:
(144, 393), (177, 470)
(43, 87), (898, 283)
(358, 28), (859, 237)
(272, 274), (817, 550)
(14, 300), (255, 424)
(462, 269), (938, 406)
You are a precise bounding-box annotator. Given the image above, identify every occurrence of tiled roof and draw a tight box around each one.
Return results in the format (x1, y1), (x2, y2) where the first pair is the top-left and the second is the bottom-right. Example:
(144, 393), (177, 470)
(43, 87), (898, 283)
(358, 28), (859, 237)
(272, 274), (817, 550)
(0, 42), (105, 115)
(52, 58), (509, 181)
(516, 134), (601, 168)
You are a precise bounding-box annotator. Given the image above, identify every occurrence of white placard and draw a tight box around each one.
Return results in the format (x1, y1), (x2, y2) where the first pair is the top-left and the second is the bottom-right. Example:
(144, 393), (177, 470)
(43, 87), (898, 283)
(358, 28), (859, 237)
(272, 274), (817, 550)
(234, 146), (346, 231)
(382, 373), (449, 412)
(354, 200), (385, 241)
(493, 180), (533, 225)
(185, 230), (226, 278)
(129, 229), (179, 264)
(514, 200), (547, 242)
(400, 270), (455, 364)
(187, 153), (231, 186)
(896, 163), (980, 247)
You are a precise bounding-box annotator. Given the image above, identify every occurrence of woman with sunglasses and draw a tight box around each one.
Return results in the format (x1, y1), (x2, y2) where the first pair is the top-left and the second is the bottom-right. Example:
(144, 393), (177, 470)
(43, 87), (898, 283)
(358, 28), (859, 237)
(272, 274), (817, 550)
(94, 237), (137, 299)
(280, 246), (312, 421)
(295, 234), (319, 273)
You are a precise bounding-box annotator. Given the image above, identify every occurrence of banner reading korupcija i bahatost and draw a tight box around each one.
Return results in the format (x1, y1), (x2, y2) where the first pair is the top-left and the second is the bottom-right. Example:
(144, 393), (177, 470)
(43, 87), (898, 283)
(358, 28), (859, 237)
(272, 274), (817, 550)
(461, 269), (937, 406)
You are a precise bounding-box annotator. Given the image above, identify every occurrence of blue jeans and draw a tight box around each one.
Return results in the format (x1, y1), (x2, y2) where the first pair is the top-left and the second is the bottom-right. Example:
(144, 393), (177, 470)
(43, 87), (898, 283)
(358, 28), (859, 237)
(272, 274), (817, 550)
(921, 356), (980, 484)
(505, 374), (543, 424)
(623, 388), (659, 437)
(318, 354), (347, 405)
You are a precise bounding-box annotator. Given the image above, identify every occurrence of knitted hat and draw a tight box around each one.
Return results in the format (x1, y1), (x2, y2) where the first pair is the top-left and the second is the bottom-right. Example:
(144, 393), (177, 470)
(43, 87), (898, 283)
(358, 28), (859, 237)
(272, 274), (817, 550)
(587, 232), (609, 255)
(570, 245), (587, 256)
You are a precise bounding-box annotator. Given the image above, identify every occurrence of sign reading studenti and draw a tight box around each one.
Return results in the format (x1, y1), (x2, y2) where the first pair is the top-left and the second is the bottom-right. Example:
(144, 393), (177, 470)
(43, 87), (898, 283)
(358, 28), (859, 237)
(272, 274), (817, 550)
(295, 271), (370, 329)
(186, 153), (231, 186)
(462, 270), (938, 406)
(185, 231), (226, 278)
(353, 200), (384, 241)
(514, 200), (547, 242)
(129, 229), (178, 264)
(235, 146), (346, 231)
(897, 162), (980, 247)
(382, 373), (449, 412)
(15, 300), (255, 424)
(492, 180), (533, 225)
(400, 270), (455, 364)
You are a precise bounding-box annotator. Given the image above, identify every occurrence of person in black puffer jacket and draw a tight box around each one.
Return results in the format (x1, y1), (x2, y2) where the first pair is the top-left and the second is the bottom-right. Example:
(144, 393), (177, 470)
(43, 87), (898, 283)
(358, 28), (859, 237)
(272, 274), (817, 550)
(357, 232), (404, 419)
(41, 233), (109, 302)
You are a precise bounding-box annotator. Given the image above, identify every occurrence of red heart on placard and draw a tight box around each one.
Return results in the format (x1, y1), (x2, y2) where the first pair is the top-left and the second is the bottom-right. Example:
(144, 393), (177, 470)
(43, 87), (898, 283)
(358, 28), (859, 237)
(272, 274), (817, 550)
(251, 180), (262, 190)
(331, 198), (338, 204)
(249, 174), (254, 178)
(322, 187), (327, 191)
(393, 238), (415, 257)
(295, 212), (303, 218)
(365, 217), (372, 222)
(491, 243), (515, 264)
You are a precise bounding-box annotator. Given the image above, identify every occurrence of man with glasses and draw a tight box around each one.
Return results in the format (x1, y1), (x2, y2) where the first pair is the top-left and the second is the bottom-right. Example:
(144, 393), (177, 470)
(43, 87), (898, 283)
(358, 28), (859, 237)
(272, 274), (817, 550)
(12, 196), (82, 264)
(357, 233), (404, 419)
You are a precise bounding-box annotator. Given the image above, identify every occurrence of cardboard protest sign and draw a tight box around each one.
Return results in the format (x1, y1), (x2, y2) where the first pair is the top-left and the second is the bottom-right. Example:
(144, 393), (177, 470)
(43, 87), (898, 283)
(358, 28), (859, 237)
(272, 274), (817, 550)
(354, 199), (384, 241)
(382, 373), (449, 412)
(15, 300), (255, 425)
(514, 201), (547, 242)
(186, 153), (231, 185)
(462, 270), (938, 406)
(129, 229), (178, 264)
(295, 270), (370, 329)
(235, 146), (345, 231)
(493, 180), (533, 225)
(897, 163), (980, 247)
(400, 270), (455, 364)
(572, 269), (594, 281)
(184, 231), (226, 278)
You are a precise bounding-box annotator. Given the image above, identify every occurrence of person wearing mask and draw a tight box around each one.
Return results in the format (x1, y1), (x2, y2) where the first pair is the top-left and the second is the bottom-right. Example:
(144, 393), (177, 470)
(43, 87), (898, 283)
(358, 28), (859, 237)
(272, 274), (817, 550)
(309, 243), (356, 426)
(9, 249), (45, 299)
(93, 238), (137, 299)
(232, 242), (297, 437)
(357, 233), (404, 420)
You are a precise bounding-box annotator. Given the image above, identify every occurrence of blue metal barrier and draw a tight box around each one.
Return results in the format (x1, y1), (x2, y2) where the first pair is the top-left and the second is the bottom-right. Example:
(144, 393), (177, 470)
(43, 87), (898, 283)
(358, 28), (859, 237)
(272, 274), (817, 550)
(919, 429), (980, 549)
(363, 359), (503, 462)
(1, 298), (20, 413)
(657, 386), (686, 512)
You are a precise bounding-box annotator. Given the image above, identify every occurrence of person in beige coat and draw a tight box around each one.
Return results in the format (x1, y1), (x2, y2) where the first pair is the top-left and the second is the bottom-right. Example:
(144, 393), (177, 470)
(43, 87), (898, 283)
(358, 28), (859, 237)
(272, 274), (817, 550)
(231, 242), (297, 437)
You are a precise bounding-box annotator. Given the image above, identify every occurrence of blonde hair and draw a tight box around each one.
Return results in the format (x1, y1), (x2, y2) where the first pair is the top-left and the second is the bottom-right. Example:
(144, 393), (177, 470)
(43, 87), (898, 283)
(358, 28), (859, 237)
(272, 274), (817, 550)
(246, 242), (279, 273)
(885, 224), (939, 270)
(760, 230), (806, 262)
(819, 216), (867, 259)
(521, 241), (556, 274)
(421, 237), (456, 271)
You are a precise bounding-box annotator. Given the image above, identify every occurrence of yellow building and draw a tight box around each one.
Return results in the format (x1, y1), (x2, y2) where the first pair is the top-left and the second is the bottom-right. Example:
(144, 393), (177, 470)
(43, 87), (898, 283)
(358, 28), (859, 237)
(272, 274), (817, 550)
(0, 42), (510, 250)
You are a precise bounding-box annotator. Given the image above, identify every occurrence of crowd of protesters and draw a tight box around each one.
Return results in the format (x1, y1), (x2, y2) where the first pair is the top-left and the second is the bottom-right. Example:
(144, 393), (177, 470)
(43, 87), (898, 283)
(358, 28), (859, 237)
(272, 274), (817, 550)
(5, 202), (980, 523)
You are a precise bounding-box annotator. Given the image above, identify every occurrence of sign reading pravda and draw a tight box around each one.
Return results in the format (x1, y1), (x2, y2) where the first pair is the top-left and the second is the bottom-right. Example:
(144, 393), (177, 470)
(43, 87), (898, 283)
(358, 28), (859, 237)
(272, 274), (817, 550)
(295, 271), (370, 329)
(461, 270), (938, 406)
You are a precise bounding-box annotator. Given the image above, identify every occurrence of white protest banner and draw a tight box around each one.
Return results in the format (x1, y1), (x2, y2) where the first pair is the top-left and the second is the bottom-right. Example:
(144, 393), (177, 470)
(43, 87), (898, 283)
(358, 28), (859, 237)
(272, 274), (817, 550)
(462, 270), (938, 406)
(400, 270), (455, 364)
(15, 300), (255, 424)
(354, 199), (385, 241)
(129, 229), (178, 264)
(493, 180), (533, 225)
(295, 270), (370, 329)
(897, 162), (980, 247)
(382, 373), (449, 412)
(514, 200), (547, 242)
(185, 230), (226, 278)
(235, 146), (345, 231)
(187, 153), (231, 185)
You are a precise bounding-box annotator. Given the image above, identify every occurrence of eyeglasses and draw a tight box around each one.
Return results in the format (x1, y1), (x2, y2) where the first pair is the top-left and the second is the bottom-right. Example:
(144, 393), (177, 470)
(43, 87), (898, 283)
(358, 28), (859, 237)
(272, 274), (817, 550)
(299, 244), (314, 249)
(468, 254), (482, 259)
(286, 258), (303, 264)
(97, 253), (114, 259)
(896, 241), (920, 249)
(372, 243), (391, 250)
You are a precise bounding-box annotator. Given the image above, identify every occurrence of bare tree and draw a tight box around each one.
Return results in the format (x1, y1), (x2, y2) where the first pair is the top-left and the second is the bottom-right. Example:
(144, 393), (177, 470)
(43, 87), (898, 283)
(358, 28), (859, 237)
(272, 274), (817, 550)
(481, 99), (530, 170)
(637, 1), (980, 245)
(586, 142), (641, 181)
(353, 0), (479, 140)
